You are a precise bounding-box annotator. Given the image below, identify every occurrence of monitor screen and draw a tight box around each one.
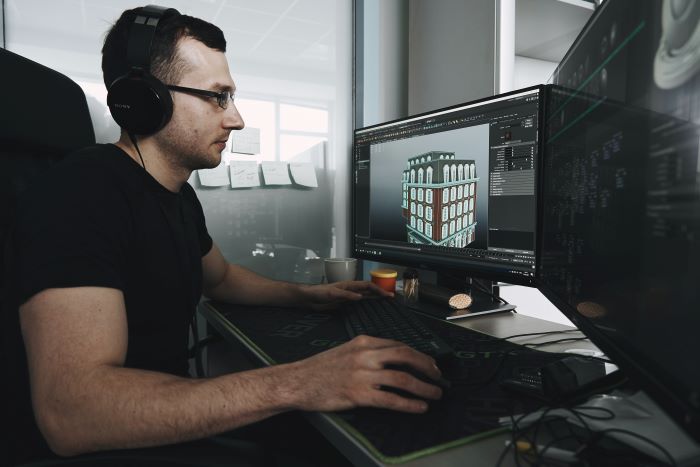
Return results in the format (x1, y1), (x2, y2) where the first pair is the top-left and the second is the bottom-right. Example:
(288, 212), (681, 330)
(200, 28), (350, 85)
(540, 0), (700, 441)
(353, 86), (543, 284)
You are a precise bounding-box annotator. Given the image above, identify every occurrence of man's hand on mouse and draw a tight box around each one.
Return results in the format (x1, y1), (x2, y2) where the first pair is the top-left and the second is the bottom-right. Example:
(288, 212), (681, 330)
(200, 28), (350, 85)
(281, 335), (443, 414)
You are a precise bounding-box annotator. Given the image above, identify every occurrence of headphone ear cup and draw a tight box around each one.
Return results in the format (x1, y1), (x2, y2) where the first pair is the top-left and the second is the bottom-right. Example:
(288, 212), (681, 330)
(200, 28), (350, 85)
(107, 72), (173, 135)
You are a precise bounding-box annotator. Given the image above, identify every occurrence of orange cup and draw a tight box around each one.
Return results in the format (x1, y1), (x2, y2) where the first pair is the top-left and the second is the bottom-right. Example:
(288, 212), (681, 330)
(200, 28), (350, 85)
(370, 269), (398, 293)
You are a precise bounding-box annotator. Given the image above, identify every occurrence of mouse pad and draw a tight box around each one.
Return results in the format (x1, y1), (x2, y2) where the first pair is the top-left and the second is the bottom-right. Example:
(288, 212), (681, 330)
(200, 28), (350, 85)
(205, 301), (565, 464)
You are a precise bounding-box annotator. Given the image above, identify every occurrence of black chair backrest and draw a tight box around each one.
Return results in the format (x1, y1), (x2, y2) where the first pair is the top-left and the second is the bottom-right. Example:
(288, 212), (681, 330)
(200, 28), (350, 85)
(0, 47), (95, 465)
(0, 47), (96, 283)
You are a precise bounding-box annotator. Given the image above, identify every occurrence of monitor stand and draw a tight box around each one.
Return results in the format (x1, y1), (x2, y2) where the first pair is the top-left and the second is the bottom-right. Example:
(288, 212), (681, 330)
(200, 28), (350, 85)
(511, 389), (700, 465)
(405, 271), (516, 320)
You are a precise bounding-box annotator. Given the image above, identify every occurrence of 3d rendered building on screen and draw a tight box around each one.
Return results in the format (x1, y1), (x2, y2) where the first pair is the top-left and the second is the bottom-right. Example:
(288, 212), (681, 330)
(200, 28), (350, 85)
(401, 151), (479, 248)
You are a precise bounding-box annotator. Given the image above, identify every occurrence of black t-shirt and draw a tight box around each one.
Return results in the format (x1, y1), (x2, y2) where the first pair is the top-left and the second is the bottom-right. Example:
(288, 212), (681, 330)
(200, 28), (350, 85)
(8, 144), (213, 462)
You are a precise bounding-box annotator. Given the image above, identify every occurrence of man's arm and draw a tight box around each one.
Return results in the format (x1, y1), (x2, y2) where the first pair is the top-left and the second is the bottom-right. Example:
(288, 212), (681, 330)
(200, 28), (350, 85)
(22, 286), (442, 457)
(201, 243), (390, 307)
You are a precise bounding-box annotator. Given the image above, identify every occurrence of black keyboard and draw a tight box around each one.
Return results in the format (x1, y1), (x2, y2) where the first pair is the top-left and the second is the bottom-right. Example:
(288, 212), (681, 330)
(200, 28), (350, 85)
(342, 299), (454, 359)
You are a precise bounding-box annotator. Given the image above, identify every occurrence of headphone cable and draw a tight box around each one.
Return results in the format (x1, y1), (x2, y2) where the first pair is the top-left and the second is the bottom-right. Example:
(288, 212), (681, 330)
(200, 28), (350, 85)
(127, 132), (147, 170)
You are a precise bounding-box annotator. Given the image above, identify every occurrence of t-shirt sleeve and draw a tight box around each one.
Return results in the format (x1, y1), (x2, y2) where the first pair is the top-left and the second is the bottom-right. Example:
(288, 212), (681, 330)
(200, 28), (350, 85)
(182, 182), (213, 257)
(14, 162), (131, 306)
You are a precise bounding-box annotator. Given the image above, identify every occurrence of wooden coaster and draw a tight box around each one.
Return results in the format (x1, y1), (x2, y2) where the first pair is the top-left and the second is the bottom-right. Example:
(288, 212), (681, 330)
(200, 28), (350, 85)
(448, 293), (472, 310)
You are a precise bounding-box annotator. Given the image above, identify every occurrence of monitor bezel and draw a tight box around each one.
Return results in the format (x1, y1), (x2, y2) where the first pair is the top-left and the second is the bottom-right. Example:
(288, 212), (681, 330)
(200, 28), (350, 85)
(351, 85), (546, 287)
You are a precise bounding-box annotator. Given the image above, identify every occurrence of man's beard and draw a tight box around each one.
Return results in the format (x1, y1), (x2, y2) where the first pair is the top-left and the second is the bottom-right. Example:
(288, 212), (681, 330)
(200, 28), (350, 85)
(157, 132), (221, 171)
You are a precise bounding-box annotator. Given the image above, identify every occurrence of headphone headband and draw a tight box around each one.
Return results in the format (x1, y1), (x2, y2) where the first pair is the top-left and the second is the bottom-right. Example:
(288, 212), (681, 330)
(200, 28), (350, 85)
(107, 5), (181, 135)
(126, 5), (178, 71)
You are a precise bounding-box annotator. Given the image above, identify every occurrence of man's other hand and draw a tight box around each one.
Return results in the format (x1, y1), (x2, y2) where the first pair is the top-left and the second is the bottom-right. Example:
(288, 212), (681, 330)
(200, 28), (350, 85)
(301, 281), (393, 310)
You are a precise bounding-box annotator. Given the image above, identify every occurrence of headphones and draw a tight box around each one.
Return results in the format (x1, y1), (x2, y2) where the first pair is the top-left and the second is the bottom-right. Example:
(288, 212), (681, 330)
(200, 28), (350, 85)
(107, 5), (180, 135)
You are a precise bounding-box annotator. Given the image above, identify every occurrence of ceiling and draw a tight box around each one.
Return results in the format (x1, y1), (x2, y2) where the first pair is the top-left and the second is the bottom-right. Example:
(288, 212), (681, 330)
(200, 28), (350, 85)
(5, 0), (338, 80)
(515, 0), (595, 63)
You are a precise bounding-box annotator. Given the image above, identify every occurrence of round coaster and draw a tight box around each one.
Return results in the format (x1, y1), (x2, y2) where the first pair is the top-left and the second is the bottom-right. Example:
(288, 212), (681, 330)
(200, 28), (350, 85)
(448, 293), (472, 310)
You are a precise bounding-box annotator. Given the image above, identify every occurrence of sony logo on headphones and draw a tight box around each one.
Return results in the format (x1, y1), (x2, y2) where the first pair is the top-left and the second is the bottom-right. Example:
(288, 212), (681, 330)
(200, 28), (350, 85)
(113, 103), (131, 109)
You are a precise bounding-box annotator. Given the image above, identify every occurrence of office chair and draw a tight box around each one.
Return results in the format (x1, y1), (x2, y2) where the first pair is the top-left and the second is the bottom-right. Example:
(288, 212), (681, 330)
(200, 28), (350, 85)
(0, 46), (96, 466)
(0, 48), (262, 467)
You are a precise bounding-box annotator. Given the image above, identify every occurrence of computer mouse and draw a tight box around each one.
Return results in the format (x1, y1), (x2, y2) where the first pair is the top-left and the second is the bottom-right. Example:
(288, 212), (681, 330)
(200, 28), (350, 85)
(381, 363), (451, 401)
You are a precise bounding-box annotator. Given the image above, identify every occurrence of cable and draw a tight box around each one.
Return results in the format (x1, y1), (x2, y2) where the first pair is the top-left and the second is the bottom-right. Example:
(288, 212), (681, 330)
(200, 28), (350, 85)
(478, 330), (614, 365)
(480, 329), (583, 343)
(127, 132), (147, 170)
(470, 278), (510, 305)
(500, 404), (677, 467)
(524, 337), (590, 348)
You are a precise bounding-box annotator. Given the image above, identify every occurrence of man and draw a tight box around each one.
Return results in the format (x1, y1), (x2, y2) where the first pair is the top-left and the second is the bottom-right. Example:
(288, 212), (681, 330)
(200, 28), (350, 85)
(10, 6), (444, 465)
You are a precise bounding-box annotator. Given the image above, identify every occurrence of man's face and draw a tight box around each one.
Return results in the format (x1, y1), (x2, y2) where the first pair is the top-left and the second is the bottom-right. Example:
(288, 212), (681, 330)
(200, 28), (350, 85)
(156, 37), (244, 171)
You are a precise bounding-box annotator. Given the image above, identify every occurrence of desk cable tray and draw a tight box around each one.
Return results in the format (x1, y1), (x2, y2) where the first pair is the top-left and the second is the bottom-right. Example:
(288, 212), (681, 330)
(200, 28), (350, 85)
(202, 301), (566, 464)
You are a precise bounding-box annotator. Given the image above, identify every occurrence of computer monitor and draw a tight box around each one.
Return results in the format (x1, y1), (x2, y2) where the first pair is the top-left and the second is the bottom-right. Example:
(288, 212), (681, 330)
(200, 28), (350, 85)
(539, 0), (700, 445)
(352, 86), (543, 285)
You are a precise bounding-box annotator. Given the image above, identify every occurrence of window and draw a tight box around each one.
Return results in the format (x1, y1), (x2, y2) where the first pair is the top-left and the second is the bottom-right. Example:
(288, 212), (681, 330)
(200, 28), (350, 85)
(442, 188), (449, 203)
(411, 187), (416, 199)
(443, 165), (450, 182)
(457, 202), (463, 216)
(418, 168), (424, 184)
(411, 216), (416, 228)
(410, 169), (415, 183)
(442, 224), (448, 239)
(450, 204), (455, 218)
(450, 187), (456, 201)
(449, 221), (455, 235)
(426, 189), (433, 203)
(457, 218), (462, 230)
(426, 206), (432, 221)
(458, 164), (464, 180)
(418, 204), (424, 217)
(470, 183), (475, 196)
(418, 188), (424, 202)
(442, 206), (448, 221)
(231, 98), (276, 161)
(426, 167), (433, 184)
(418, 219), (423, 232)
(450, 164), (457, 181)
(458, 185), (463, 199)
(425, 222), (432, 237)
(206, 96), (330, 163)
(411, 202), (416, 214)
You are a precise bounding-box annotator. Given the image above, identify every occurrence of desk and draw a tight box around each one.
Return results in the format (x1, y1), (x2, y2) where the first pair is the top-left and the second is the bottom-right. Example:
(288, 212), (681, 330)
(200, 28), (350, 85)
(199, 301), (600, 467)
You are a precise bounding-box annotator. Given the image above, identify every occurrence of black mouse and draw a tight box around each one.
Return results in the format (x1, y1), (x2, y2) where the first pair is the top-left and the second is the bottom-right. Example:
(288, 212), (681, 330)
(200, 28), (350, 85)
(381, 364), (451, 401)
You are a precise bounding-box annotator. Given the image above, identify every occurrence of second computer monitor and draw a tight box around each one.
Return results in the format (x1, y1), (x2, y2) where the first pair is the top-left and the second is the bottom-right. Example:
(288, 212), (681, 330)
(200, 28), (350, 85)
(353, 86), (543, 284)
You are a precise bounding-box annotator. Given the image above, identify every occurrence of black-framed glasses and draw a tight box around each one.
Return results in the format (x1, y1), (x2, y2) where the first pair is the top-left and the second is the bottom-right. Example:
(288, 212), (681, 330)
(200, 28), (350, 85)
(166, 84), (235, 109)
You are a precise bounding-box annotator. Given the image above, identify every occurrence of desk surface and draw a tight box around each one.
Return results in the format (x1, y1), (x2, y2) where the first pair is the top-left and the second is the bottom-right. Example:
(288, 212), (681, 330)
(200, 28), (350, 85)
(200, 301), (601, 467)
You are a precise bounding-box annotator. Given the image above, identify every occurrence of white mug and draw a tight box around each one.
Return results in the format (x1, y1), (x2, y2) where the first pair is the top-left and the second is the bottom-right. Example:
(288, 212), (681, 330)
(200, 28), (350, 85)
(324, 258), (358, 283)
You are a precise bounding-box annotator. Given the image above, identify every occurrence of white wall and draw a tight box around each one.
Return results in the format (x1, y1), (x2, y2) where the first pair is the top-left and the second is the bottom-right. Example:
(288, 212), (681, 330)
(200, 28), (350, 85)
(361, 0), (408, 127)
(408, 0), (497, 115)
(0, 4), (5, 48)
(497, 0), (515, 93)
(514, 55), (558, 88)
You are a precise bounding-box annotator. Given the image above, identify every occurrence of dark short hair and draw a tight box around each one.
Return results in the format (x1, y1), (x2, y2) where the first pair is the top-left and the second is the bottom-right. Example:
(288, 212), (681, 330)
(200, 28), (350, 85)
(102, 7), (226, 89)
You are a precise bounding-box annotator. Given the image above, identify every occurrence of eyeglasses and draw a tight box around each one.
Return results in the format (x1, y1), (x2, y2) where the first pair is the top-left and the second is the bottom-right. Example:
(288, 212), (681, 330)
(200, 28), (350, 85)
(166, 84), (235, 109)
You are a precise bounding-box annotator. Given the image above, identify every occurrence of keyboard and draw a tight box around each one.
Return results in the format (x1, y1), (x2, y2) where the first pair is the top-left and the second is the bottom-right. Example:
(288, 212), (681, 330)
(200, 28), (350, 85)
(342, 299), (454, 359)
